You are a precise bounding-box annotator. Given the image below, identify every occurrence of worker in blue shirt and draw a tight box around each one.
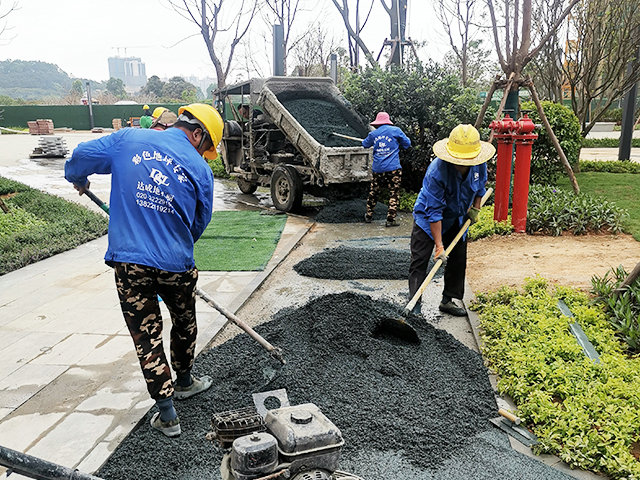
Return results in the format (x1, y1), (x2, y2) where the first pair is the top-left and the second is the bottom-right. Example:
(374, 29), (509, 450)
(362, 112), (411, 227)
(65, 103), (224, 438)
(410, 124), (495, 316)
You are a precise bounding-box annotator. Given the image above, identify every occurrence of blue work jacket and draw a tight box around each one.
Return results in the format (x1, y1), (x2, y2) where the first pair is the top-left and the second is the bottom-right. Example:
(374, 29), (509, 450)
(362, 124), (411, 173)
(65, 128), (214, 272)
(413, 157), (487, 239)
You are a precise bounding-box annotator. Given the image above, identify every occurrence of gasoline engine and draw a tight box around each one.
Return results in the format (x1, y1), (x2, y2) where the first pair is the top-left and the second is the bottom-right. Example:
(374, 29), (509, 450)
(208, 389), (363, 480)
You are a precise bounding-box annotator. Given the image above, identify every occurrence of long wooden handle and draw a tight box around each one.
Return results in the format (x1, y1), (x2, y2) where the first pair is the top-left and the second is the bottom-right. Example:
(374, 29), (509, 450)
(196, 288), (285, 365)
(331, 132), (364, 142)
(498, 408), (521, 425)
(404, 187), (493, 314)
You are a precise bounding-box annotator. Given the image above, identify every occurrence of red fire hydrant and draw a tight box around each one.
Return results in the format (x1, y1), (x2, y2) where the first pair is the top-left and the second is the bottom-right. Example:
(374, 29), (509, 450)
(511, 114), (538, 233)
(489, 114), (516, 222)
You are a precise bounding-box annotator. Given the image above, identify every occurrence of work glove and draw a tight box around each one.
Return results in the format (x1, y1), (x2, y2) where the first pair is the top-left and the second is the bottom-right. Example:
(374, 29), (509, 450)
(466, 206), (481, 225)
(434, 245), (448, 266)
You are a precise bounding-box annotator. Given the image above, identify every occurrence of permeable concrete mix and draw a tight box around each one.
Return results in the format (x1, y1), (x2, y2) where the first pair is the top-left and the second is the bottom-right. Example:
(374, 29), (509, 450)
(97, 292), (573, 480)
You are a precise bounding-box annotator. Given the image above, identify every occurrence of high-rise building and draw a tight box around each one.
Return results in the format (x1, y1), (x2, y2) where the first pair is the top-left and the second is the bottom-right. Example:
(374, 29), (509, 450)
(108, 56), (147, 93)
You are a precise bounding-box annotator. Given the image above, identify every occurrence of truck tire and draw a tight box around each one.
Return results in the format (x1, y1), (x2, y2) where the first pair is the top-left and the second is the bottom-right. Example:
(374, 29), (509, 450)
(237, 177), (258, 194)
(270, 165), (303, 212)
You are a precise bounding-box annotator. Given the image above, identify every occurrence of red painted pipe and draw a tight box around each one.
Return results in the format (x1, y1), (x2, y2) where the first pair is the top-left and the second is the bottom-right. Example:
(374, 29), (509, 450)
(511, 114), (538, 233)
(489, 114), (515, 222)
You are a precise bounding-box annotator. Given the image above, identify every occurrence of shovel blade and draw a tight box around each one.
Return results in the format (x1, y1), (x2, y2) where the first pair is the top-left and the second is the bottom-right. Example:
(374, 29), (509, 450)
(375, 317), (421, 344)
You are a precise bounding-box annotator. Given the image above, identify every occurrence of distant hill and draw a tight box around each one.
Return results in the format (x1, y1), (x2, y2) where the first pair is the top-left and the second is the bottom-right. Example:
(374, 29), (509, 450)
(0, 60), (73, 100)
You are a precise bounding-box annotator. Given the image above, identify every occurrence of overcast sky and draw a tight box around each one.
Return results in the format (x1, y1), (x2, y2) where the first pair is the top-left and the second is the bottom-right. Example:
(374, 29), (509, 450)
(0, 0), (452, 82)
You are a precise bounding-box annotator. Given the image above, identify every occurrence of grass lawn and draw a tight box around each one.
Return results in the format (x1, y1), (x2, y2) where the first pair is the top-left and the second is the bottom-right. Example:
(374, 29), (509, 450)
(0, 176), (108, 275)
(556, 172), (640, 241)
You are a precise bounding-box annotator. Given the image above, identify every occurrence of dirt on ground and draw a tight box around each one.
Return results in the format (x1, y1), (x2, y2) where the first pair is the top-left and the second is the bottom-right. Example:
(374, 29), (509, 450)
(467, 232), (640, 293)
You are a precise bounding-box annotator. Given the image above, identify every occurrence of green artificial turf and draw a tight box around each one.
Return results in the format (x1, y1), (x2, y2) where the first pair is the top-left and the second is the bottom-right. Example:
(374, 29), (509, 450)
(194, 210), (287, 271)
(0, 176), (109, 275)
(556, 172), (640, 241)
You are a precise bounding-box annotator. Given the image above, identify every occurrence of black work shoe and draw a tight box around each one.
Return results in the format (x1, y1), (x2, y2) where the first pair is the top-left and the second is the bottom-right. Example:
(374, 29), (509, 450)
(364, 213), (372, 223)
(150, 412), (181, 438)
(439, 300), (466, 317)
(385, 219), (400, 227)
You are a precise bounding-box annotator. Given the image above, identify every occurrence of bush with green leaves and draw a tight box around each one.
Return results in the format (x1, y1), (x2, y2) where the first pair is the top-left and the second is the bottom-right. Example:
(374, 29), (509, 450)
(207, 156), (229, 179)
(520, 100), (582, 185)
(468, 205), (514, 240)
(579, 160), (640, 174)
(581, 138), (640, 148)
(527, 185), (626, 235)
(473, 277), (640, 479)
(341, 61), (494, 192)
(592, 266), (640, 352)
(0, 176), (108, 275)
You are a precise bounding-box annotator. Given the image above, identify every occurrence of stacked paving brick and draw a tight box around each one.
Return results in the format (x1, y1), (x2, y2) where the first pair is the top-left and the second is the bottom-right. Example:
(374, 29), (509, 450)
(30, 136), (69, 158)
(27, 119), (55, 135)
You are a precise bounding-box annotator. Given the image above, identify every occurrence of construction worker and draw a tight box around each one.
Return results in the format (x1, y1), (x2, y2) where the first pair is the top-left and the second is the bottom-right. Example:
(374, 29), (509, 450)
(140, 104), (153, 128)
(151, 107), (178, 130)
(362, 112), (411, 227)
(64, 103), (224, 438)
(409, 124), (495, 316)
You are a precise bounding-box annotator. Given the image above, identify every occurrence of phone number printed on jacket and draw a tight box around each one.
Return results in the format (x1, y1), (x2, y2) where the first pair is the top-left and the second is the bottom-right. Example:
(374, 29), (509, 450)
(132, 149), (185, 215)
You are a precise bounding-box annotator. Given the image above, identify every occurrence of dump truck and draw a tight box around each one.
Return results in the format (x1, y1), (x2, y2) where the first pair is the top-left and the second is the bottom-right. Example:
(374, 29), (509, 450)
(215, 77), (372, 212)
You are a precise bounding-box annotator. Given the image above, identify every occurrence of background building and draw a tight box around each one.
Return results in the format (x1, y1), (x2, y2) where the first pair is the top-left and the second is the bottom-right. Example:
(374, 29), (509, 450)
(107, 56), (147, 93)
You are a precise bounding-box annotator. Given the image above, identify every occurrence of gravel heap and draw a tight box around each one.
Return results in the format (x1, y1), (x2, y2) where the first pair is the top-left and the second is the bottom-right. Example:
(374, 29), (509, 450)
(280, 98), (364, 147)
(315, 199), (387, 224)
(98, 292), (499, 480)
(293, 246), (412, 280)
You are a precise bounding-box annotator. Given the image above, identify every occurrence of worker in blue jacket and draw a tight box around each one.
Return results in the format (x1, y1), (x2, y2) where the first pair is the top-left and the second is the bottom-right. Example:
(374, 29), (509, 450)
(410, 124), (495, 316)
(65, 103), (224, 438)
(362, 112), (411, 227)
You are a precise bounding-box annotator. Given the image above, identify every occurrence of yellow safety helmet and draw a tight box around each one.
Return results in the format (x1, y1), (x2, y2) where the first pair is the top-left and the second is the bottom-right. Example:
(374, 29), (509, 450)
(152, 106), (168, 118)
(178, 103), (224, 160)
(143, 104), (150, 110)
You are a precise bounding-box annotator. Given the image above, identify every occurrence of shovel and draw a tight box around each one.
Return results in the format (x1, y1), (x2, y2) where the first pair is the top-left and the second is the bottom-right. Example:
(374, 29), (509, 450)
(79, 187), (285, 365)
(377, 188), (493, 343)
(331, 132), (364, 142)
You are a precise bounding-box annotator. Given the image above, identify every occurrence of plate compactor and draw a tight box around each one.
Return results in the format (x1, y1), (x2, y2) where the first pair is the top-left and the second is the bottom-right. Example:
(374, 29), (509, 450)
(209, 389), (363, 480)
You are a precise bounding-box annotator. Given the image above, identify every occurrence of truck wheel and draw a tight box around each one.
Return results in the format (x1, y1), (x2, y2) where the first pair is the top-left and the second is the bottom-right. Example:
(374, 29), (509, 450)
(237, 178), (258, 194)
(270, 165), (303, 212)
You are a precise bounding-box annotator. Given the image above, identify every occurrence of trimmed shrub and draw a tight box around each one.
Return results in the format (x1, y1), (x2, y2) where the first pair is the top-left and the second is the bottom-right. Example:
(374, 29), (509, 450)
(521, 100), (582, 185)
(579, 160), (640, 174)
(581, 138), (640, 148)
(208, 156), (230, 179)
(468, 205), (514, 240)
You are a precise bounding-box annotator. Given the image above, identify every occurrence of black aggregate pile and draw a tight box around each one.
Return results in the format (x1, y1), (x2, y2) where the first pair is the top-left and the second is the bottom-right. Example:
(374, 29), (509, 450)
(280, 98), (365, 147)
(98, 292), (500, 480)
(294, 246), (416, 280)
(315, 199), (387, 223)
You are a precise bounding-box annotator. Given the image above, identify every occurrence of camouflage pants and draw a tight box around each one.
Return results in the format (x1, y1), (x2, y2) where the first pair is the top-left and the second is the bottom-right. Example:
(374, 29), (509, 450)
(367, 169), (402, 221)
(114, 262), (198, 400)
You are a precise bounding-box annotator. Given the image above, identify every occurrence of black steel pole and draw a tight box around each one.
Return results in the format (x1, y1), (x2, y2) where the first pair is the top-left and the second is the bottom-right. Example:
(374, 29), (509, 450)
(0, 444), (104, 480)
(619, 41), (640, 161)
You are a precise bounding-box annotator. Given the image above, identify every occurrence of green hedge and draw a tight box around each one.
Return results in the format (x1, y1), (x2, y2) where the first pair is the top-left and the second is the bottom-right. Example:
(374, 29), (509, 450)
(579, 161), (640, 174)
(0, 176), (108, 275)
(581, 138), (640, 148)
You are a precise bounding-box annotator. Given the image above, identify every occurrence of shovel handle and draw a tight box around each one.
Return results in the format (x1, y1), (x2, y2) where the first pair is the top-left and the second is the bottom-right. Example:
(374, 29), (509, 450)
(80, 187), (110, 215)
(196, 288), (286, 365)
(404, 187), (493, 314)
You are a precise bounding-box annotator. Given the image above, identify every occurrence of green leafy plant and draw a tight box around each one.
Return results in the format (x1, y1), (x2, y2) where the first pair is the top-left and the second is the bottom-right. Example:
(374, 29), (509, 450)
(579, 160), (640, 174)
(0, 205), (47, 237)
(468, 205), (513, 240)
(521, 100), (582, 185)
(527, 185), (627, 235)
(473, 277), (640, 479)
(592, 266), (640, 351)
(207, 156), (230, 179)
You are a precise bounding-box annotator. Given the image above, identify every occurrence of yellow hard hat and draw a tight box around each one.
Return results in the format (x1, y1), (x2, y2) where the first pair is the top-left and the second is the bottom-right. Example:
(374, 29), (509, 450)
(152, 106), (168, 118)
(178, 103), (224, 160)
(432, 124), (496, 166)
(143, 104), (150, 110)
